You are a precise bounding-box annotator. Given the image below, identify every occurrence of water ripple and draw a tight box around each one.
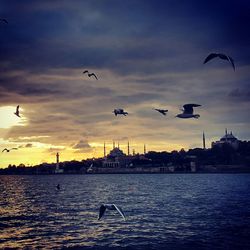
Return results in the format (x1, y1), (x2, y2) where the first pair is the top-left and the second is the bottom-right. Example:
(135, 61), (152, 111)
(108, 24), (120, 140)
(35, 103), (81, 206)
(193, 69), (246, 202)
(0, 174), (250, 249)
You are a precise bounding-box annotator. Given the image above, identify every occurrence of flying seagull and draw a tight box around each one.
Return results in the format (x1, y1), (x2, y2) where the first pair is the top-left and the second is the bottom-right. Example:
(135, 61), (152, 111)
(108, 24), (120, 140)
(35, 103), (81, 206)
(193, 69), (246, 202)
(203, 53), (235, 71)
(176, 104), (201, 119)
(2, 148), (18, 153)
(83, 70), (98, 80)
(154, 108), (168, 116)
(14, 105), (20, 117)
(113, 109), (128, 116)
(0, 18), (8, 24)
(98, 204), (126, 221)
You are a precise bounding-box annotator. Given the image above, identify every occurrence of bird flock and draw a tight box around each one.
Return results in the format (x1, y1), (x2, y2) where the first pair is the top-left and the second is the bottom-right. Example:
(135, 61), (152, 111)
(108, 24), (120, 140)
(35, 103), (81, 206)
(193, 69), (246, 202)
(85, 51), (235, 120)
(1, 17), (236, 221)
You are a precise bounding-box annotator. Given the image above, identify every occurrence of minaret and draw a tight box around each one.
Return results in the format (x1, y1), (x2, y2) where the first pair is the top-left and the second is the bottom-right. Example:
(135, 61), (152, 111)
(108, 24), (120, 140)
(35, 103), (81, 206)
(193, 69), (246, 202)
(225, 128), (228, 141)
(113, 140), (115, 149)
(133, 149), (135, 156)
(203, 131), (206, 149)
(104, 142), (106, 157)
(127, 141), (130, 155)
(56, 152), (59, 170)
(144, 144), (146, 154)
(118, 142), (120, 149)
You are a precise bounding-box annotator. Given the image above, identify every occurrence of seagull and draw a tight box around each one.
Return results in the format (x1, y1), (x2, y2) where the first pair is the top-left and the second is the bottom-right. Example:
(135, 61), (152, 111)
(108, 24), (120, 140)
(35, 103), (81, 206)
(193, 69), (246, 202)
(113, 108), (128, 116)
(83, 70), (98, 80)
(56, 184), (60, 190)
(98, 204), (126, 221)
(154, 108), (168, 116)
(2, 148), (18, 153)
(176, 104), (201, 119)
(203, 53), (235, 71)
(0, 18), (8, 24)
(14, 105), (21, 118)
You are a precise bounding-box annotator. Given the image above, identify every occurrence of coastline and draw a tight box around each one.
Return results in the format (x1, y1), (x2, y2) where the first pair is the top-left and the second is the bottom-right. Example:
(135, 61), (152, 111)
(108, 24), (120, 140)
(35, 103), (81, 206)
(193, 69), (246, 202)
(0, 165), (249, 175)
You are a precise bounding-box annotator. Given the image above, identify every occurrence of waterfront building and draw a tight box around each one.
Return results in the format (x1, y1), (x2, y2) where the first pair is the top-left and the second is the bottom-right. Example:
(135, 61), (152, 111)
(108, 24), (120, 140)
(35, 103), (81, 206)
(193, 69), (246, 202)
(211, 129), (240, 150)
(102, 147), (130, 168)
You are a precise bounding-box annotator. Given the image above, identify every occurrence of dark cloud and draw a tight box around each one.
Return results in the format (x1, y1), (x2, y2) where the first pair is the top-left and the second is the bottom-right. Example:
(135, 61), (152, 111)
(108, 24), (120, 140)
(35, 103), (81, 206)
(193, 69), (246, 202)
(1, 0), (249, 75)
(73, 140), (91, 150)
(18, 143), (32, 148)
(73, 139), (93, 153)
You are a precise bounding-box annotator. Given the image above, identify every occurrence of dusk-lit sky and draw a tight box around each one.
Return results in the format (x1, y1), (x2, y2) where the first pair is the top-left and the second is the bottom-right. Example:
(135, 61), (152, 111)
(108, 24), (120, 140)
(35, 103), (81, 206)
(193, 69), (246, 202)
(0, 0), (250, 168)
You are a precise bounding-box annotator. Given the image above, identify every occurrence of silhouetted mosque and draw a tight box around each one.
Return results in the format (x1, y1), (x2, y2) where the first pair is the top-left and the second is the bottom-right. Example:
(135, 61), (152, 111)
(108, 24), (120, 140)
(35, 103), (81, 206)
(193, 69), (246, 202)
(212, 129), (240, 149)
(102, 142), (147, 168)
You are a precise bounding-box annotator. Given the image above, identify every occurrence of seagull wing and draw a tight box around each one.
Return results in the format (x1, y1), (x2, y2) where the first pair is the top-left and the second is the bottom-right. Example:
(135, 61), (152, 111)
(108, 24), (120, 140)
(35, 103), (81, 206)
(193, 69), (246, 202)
(11, 148), (18, 150)
(183, 104), (201, 114)
(216, 54), (235, 70)
(83, 70), (89, 74)
(90, 73), (98, 80)
(203, 53), (218, 64)
(161, 109), (168, 115)
(228, 56), (235, 71)
(218, 53), (230, 60)
(2, 148), (7, 152)
(113, 204), (126, 220)
(98, 205), (106, 220)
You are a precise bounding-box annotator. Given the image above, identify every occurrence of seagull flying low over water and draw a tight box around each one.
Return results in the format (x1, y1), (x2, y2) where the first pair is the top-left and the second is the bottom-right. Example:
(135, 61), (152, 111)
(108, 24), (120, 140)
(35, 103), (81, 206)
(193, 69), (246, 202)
(0, 18), (8, 24)
(113, 108), (128, 116)
(2, 148), (18, 153)
(98, 204), (126, 221)
(83, 70), (98, 80)
(14, 105), (21, 118)
(154, 108), (168, 116)
(203, 53), (235, 71)
(176, 104), (201, 119)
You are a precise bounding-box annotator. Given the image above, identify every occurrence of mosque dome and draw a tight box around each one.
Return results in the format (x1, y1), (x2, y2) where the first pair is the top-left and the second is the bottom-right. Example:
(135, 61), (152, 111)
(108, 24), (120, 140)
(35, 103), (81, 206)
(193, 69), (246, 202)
(220, 131), (237, 142)
(108, 147), (125, 157)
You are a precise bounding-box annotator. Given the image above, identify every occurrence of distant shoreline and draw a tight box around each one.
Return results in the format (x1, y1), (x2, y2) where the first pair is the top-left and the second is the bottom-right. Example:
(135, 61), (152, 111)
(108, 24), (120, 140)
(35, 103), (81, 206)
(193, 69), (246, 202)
(1, 164), (249, 175)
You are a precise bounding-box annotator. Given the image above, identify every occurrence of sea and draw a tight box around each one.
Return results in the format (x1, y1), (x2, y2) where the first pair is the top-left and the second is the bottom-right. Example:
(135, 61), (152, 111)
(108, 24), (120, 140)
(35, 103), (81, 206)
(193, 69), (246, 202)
(0, 174), (250, 250)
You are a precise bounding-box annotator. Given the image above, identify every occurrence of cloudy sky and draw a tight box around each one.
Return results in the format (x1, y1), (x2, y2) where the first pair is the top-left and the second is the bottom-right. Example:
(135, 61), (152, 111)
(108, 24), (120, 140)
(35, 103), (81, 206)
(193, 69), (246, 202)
(0, 0), (249, 168)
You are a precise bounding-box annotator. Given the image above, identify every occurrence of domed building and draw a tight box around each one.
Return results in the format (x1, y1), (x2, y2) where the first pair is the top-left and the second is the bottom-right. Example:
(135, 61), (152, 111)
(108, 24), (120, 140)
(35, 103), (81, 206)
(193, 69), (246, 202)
(103, 147), (130, 168)
(212, 129), (240, 149)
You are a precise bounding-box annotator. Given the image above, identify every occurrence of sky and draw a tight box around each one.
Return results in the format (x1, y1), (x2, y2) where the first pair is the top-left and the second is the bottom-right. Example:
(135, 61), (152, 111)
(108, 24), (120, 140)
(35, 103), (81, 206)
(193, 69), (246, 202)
(0, 0), (250, 168)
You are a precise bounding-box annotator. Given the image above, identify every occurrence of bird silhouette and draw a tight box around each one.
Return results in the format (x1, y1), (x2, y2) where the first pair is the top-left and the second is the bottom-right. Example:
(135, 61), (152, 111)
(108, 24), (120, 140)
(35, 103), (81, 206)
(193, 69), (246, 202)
(154, 108), (168, 116)
(176, 104), (201, 119)
(83, 70), (98, 80)
(203, 53), (235, 71)
(0, 18), (8, 24)
(14, 105), (20, 117)
(113, 109), (128, 116)
(2, 148), (18, 153)
(98, 204), (126, 220)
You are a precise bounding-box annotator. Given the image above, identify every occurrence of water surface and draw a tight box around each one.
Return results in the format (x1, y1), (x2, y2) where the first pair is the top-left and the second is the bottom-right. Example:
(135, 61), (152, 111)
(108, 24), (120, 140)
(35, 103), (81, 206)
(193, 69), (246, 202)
(0, 174), (250, 249)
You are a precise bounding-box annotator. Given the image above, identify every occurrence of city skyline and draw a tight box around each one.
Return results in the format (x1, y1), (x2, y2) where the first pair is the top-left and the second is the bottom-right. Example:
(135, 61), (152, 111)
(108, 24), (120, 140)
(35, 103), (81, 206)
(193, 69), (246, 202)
(0, 0), (250, 168)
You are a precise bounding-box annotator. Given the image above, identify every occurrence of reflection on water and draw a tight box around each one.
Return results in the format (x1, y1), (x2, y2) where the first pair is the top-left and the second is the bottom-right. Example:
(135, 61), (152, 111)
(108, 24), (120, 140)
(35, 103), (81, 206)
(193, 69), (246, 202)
(0, 174), (250, 249)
